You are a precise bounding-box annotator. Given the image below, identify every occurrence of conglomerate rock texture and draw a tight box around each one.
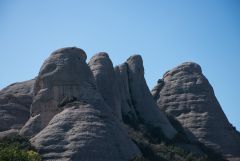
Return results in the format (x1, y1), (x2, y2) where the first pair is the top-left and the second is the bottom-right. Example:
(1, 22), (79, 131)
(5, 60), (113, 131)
(116, 55), (177, 139)
(151, 62), (240, 161)
(88, 52), (122, 121)
(0, 47), (239, 161)
(20, 47), (141, 161)
(0, 79), (34, 132)
(20, 47), (92, 138)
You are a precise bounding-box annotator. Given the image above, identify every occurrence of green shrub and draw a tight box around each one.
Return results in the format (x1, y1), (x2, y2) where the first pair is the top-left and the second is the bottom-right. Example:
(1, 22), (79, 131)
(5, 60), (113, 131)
(0, 135), (41, 161)
(27, 150), (41, 161)
(58, 96), (77, 107)
(127, 125), (213, 161)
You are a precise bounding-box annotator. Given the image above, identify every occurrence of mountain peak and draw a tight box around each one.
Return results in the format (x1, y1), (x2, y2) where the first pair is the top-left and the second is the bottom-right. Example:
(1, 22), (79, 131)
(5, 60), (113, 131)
(0, 47), (239, 161)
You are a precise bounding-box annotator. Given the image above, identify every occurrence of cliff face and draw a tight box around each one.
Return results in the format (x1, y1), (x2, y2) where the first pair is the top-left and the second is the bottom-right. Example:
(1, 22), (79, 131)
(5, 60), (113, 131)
(116, 55), (177, 139)
(152, 62), (240, 161)
(88, 52), (122, 121)
(20, 47), (141, 161)
(0, 79), (34, 133)
(0, 47), (239, 161)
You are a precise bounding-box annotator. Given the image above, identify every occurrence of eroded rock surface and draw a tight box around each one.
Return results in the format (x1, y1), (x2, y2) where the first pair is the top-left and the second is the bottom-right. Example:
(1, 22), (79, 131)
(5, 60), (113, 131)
(20, 47), (92, 137)
(88, 52), (122, 120)
(0, 79), (34, 132)
(152, 62), (240, 160)
(116, 55), (177, 139)
(31, 103), (140, 161)
(115, 63), (139, 126)
(21, 47), (140, 161)
(1, 47), (239, 161)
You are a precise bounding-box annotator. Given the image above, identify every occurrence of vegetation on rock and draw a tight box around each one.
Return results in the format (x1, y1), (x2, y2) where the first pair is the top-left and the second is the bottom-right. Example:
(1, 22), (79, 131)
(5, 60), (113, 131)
(0, 135), (41, 161)
(127, 124), (226, 161)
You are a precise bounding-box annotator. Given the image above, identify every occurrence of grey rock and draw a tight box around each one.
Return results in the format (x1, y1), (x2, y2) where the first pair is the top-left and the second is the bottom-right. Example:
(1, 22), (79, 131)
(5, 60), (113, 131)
(22, 47), (141, 160)
(0, 79), (34, 96)
(31, 103), (140, 161)
(116, 55), (177, 139)
(88, 52), (122, 120)
(152, 62), (240, 160)
(20, 47), (94, 138)
(0, 79), (34, 132)
(20, 114), (42, 138)
(0, 129), (19, 139)
(115, 63), (139, 126)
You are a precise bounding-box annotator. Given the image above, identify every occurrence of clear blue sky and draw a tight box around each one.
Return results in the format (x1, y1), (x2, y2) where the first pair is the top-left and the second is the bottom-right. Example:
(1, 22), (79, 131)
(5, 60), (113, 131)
(1, 0), (239, 130)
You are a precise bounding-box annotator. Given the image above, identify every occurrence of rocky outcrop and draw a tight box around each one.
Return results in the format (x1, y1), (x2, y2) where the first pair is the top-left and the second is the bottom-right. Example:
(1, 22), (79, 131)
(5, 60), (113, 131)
(152, 62), (240, 160)
(116, 55), (177, 139)
(20, 47), (140, 161)
(115, 63), (139, 126)
(88, 53), (122, 120)
(31, 102), (140, 161)
(1, 46), (239, 161)
(20, 47), (91, 138)
(0, 79), (34, 132)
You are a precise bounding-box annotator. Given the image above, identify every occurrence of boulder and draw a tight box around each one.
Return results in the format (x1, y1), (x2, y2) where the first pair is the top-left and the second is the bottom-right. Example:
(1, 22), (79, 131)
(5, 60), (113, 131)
(152, 62), (240, 160)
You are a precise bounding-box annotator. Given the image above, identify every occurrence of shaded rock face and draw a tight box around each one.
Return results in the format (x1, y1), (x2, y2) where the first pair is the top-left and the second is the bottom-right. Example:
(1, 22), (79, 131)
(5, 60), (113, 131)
(116, 55), (177, 139)
(115, 63), (139, 126)
(21, 47), (140, 161)
(88, 53), (122, 120)
(152, 62), (240, 160)
(0, 79), (34, 132)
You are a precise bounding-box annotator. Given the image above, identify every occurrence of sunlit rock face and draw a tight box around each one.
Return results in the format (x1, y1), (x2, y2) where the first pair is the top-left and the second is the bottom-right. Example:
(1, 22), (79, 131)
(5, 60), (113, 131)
(116, 55), (177, 139)
(0, 79), (34, 132)
(88, 52), (122, 121)
(20, 47), (141, 161)
(1, 46), (239, 161)
(31, 102), (141, 161)
(152, 62), (240, 160)
(20, 47), (95, 138)
(115, 63), (139, 126)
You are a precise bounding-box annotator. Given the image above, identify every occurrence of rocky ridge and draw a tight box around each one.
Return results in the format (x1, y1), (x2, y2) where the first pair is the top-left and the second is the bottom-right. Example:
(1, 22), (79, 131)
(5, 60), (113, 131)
(152, 62), (240, 161)
(20, 47), (140, 161)
(0, 47), (239, 161)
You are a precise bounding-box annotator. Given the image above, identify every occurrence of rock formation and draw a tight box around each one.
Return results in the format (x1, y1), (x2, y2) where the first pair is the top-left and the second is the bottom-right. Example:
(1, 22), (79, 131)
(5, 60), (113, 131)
(0, 79), (34, 133)
(20, 47), (141, 161)
(88, 52), (122, 120)
(0, 47), (239, 161)
(115, 63), (139, 126)
(117, 55), (177, 139)
(20, 47), (92, 138)
(152, 62), (240, 161)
